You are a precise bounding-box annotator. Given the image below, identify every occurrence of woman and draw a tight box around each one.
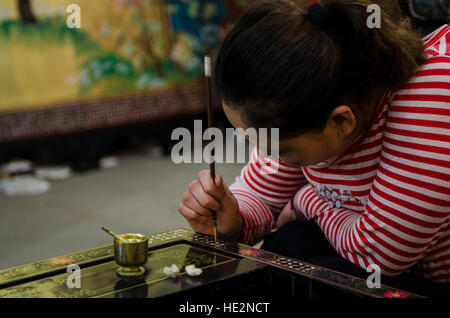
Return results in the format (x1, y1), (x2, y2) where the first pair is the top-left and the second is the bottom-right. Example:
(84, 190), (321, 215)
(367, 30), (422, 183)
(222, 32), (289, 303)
(178, 0), (450, 296)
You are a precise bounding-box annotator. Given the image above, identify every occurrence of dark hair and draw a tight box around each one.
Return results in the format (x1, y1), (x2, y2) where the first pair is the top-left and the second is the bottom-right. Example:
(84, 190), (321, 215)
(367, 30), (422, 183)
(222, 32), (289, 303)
(213, 0), (426, 137)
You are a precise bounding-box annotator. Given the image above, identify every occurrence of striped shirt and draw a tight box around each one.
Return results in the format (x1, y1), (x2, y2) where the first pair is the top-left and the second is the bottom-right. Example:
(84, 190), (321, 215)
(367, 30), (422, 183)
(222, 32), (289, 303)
(229, 25), (450, 284)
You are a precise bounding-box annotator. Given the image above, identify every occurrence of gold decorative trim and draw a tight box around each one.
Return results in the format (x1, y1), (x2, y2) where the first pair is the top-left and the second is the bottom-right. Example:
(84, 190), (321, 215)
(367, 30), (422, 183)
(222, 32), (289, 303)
(0, 228), (424, 298)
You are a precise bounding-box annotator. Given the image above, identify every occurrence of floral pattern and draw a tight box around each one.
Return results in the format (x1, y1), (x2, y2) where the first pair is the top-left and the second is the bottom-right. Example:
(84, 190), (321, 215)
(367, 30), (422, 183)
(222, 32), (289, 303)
(52, 257), (74, 265)
(384, 290), (410, 298)
(313, 184), (367, 209)
(239, 248), (261, 256)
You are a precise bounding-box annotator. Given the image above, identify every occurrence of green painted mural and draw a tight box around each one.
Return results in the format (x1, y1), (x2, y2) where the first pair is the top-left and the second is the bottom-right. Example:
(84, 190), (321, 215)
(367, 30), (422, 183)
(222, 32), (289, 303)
(0, 0), (248, 112)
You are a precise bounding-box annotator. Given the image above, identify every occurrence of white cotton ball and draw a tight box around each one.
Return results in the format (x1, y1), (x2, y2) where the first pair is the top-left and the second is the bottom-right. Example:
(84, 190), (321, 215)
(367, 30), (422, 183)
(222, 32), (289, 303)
(163, 264), (180, 278)
(171, 264), (179, 274)
(163, 267), (172, 276)
(185, 265), (202, 277)
(163, 267), (172, 277)
(192, 269), (202, 276)
(185, 265), (195, 272)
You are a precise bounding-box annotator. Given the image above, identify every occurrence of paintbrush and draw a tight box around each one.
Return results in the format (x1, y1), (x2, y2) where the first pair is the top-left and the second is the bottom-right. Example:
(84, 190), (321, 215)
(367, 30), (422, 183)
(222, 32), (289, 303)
(204, 54), (217, 243)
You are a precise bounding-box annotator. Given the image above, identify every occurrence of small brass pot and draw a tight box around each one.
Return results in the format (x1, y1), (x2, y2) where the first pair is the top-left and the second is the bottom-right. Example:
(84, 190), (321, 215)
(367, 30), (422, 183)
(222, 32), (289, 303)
(114, 233), (148, 278)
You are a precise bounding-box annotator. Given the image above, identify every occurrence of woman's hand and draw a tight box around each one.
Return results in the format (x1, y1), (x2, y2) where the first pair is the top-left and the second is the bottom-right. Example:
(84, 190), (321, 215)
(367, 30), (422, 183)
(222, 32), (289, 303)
(275, 195), (305, 229)
(178, 170), (243, 241)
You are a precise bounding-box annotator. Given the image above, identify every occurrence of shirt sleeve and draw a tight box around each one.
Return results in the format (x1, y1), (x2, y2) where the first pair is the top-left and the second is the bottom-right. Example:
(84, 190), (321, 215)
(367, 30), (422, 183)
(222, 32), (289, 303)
(230, 148), (307, 245)
(294, 55), (450, 277)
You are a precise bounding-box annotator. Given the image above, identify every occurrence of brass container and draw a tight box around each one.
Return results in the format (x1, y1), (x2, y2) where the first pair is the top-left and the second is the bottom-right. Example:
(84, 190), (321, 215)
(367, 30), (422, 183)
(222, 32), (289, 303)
(114, 233), (148, 278)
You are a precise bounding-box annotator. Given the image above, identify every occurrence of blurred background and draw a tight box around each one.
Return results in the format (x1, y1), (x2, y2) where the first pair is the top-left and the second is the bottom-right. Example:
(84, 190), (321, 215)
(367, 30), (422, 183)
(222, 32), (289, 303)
(0, 0), (448, 270)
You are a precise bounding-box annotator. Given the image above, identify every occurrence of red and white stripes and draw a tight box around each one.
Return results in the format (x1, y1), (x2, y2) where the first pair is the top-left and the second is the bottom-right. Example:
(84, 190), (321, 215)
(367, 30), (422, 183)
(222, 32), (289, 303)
(230, 25), (450, 285)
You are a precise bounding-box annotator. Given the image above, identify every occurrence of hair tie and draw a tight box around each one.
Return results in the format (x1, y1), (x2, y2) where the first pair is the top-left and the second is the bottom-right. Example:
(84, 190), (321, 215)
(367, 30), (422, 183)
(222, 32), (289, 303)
(306, 3), (330, 30)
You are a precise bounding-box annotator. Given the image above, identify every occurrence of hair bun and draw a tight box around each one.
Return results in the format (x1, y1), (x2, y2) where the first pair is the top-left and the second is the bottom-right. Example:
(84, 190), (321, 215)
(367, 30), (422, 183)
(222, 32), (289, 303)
(306, 3), (330, 29)
(305, 2), (354, 48)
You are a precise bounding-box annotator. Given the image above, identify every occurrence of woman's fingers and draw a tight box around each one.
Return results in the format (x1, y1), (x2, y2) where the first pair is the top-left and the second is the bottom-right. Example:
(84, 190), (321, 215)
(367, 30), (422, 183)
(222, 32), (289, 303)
(178, 202), (212, 234)
(182, 190), (211, 217)
(179, 172), (242, 241)
(178, 202), (197, 221)
(188, 179), (221, 211)
(178, 202), (208, 222)
(198, 170), (223, 200)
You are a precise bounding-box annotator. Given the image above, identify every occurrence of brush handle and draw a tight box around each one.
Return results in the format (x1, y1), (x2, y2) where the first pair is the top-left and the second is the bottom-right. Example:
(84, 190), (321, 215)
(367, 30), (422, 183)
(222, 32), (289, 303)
(205, 55), (218, 241)
(204, 55), (216, 183)
(204, 55), (212, 78)
(207, 79), (216, 183)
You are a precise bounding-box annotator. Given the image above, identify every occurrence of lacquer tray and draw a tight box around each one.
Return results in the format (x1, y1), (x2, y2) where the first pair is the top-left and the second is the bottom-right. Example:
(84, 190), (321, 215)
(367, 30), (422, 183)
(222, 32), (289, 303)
(0, 228), (423, 298)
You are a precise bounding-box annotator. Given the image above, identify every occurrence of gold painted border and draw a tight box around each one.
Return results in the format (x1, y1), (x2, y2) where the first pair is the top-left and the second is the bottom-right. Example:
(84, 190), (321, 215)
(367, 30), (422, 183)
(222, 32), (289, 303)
(0, 242), (235, 298)
(0, 228), (425, 298)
